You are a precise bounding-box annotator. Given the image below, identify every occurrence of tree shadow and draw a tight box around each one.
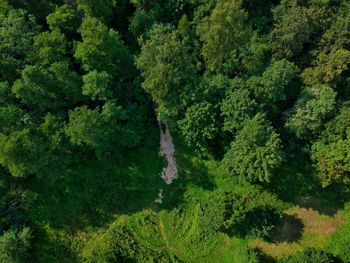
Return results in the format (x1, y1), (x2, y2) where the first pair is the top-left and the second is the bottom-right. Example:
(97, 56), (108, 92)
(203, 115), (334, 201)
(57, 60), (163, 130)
(270, 214), (304, 243)
(295, 196), (338, 216)
(254, 248), (277, 263)
(269, 157), (349, 216)
(26, 127), (214, 231)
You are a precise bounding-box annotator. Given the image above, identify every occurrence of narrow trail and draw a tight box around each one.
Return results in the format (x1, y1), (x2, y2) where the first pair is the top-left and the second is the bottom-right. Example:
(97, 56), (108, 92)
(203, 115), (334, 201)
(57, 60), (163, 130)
(159, 122), (178, 185)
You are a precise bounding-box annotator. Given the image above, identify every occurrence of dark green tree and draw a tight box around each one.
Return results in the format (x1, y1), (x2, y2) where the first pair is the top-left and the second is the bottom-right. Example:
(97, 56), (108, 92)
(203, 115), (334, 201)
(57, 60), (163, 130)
(12, 62), (82, 111)
(65, 101), (141, 160)
(311, 105), (350, 186)
(221, 83), (258, 134)
(249, 59), (298, 104)
(0, 129), (48, 178)
(33, 30), (68, 65)
(223, 113), (284, 183)
(302, 10), (350, 85)
(0, 227), (32, 263)
(285, 85), (337, 140)
(46, 4), (79, 37)
(197, 0), (251, 71)
(74, 16), (133, 79)
(0, 7), (40, 82)
(177, 101), (218, 155)
(136, 24), (197, 121)
(77, 0), (116, 20)
(82, 70), (112, 101)
(271, 1), (329, 59)
(0, 105), (25, 135)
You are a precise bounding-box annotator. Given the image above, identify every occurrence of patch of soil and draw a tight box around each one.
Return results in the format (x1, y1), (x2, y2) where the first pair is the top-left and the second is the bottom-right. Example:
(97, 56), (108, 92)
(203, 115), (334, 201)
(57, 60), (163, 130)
(159, 123), (178, 184)
(271, 214), (304, 243)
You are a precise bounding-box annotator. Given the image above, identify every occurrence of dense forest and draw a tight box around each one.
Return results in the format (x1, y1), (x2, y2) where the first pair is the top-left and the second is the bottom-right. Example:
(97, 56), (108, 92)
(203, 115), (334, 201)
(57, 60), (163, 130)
(0, 0), (349, 262)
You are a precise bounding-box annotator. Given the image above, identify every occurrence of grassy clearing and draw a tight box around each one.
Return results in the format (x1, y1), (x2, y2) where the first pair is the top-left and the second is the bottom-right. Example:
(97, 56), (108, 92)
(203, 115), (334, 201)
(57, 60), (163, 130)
(250, 202), (346, 259)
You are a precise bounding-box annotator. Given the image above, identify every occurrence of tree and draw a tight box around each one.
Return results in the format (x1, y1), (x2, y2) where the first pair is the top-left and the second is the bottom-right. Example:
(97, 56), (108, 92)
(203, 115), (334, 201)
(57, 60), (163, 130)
(10, 0), (58, 22)
(82, 70), (112, 101)
(129, 9), (155, 39)
(0, 189), (32, 229)
(285, 85), (337, 140)
(12, 62), (82, 111)
(46, 4), (79, 37)
(0, 129), (48, 178)
(312, 136), (350, 187)
(302, 11), (350, 85)
(76, 0), (116, 20)
(0, 7), (40, 82)
(0, 82), (13, 106)
(0, 227), (32, 263)
(177, 101), (218, 155)
(197, 0), (251, 71)
(82, 210), (173, 262)
(223, 113), (284, 183)
(271, 2), (329, 59)
(249, 59), (298, 104)
(200, 186), (282, 238)
(328, 212), (350, 263)
(221, 83), (258, 134)
(33, 30), (68, 65)
(65, 101), (141, 160)
(0, 105), (25, 135)
(74, 16), (133, 79)
(136, 24), (197, 121)
(311, 105), (350, 186)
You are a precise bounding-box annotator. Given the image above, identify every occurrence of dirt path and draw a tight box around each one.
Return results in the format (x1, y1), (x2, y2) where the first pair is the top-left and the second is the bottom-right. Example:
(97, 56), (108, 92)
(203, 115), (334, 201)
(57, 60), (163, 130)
(159, 123), (178, 184)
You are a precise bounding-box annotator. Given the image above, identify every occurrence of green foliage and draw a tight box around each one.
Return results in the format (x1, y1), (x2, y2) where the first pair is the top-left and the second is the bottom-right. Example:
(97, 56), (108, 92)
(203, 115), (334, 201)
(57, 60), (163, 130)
(46, 4), (79, 36)
(0, 8), (40, 82)
(0, 129), (48, 178)
(0, 189), (32, 229)
(33, 30), (67, 65)
(285, 85), (337, 140)
(0, 0), (349, 261)
(136, 24), (197, 121)
(77, 0), (116, 20)
(279, 248), (336, 263)
(312, 136), (350, 187)
(83, 210), (172, 262)
(271, 2), (329, 59)
(12, 62), (82, 111)
(82, 70), (112, 101)
(302, 10), (350, 85)
(197, 0), (251, 71)
(0, 105), (24, 134)
(178, 102), (218, 155)
(223, 113), (284, 183)
(129, 9), (156, 39)
(75, 16), (133, 78)
(250, 59), (298, 104)
(328, 205), (350, 262)
(221, 84), (257, 134)
(311, 105), (350, 186)
(0, 227), (32, 263)
(200, 188), (282, 238)
(65, 101), (141, 159)
(161, 203), (259, 263)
